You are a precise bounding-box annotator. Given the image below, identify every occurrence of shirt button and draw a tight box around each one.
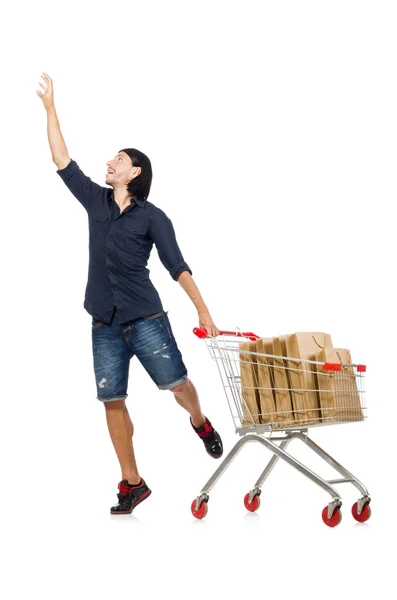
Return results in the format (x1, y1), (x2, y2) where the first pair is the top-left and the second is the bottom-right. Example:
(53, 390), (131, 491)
(112, 285), (117, 289)
(107, 253), (110, 258)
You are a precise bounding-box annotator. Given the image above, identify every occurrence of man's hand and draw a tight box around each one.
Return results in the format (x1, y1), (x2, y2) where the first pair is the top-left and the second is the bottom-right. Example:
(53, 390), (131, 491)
(198, 310), (220, 337)
(37, 72), (55, 111)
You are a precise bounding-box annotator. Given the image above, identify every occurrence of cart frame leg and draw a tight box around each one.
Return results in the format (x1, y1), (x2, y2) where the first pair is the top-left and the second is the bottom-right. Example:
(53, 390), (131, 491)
(195, 434), (252, 510)
(248, 439), (291, 503)
(289, 431), (371, 514)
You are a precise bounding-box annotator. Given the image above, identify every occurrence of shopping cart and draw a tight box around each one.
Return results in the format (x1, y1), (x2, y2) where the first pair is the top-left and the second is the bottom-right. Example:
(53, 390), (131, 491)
(191, 328), (370, 527)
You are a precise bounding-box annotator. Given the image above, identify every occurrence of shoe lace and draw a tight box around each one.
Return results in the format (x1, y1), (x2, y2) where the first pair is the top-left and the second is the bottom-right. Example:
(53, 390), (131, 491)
(117, 482), (133, 501)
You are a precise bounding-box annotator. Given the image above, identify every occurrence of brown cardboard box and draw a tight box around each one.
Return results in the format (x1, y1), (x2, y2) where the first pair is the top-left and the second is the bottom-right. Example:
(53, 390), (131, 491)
(285, 333), (333, 425)
(256, 338), (278, 425)
(272, 337), (295, 428)
(314, 348), (364, 423)
(239, 341), (261, 425)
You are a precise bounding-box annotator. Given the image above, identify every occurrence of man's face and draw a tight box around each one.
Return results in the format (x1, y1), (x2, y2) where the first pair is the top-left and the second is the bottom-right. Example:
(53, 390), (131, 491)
(105, 151), (141, 189)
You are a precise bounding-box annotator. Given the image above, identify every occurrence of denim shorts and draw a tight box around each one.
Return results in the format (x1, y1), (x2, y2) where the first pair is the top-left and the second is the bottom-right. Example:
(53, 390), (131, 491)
(91, 306), (188, 402)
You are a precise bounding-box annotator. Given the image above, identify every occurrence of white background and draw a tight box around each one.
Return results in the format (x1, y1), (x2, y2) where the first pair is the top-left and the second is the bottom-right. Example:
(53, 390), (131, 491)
(1, 0), (395, 598)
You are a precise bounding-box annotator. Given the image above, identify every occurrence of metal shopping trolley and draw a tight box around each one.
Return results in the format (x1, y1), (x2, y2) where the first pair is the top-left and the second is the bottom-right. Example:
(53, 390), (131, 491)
(191, 328), (370, 527)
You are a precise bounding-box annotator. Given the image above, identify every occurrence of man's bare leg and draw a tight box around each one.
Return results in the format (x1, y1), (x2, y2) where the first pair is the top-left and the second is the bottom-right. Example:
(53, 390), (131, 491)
(170, 378), (206, 427)
(104, 399), (141, 484)
(171, 377), (223, 459)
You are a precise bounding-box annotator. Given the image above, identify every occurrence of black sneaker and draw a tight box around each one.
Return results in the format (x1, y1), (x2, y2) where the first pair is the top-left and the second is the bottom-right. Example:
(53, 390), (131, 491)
(110, 478), (152, 515)
(190, 416), (223, 459)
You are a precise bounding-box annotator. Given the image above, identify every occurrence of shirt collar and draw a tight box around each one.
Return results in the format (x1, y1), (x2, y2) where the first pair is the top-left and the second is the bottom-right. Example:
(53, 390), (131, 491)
(109, 190), (145, 208)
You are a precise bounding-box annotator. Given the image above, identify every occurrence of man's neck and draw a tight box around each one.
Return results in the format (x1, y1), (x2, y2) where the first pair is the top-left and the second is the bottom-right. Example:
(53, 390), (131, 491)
(113, 189), (133, 211)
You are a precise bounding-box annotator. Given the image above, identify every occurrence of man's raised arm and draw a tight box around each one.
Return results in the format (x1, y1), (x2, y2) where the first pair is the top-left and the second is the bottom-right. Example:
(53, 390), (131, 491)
(37, 72), (70, 170)
(37, 72), (105, 212)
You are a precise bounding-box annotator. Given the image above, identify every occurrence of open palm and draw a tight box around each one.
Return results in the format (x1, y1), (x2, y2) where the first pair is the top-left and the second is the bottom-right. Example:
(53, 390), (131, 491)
(37, 72), (54, 110)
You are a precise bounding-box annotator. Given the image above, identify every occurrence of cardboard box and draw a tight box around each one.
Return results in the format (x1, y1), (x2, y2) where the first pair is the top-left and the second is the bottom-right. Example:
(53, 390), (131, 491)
(285, 333), (333, 425)
(315, 348), (364, 422)
(272, 337), (295, 428)
(239, 341), (262, 425)
(256, 338), (278, 425)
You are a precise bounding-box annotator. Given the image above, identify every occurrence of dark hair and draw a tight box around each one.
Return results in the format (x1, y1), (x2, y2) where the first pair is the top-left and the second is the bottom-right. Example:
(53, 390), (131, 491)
(119, 148), (153, 201)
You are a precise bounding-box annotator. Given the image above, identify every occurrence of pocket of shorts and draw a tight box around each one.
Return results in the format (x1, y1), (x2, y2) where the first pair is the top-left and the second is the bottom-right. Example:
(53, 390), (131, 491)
(161, 312), (173, 338)
(92, 318), (103, 329)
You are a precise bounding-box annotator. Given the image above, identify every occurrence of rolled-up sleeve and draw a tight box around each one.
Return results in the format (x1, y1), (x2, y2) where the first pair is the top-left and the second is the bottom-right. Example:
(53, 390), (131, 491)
(56, 159), (103, 212)
(149, 207), (192, 281)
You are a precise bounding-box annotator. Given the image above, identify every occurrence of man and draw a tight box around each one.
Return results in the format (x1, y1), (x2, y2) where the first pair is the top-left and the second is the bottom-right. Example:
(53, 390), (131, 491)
(37, 72), (223, 516)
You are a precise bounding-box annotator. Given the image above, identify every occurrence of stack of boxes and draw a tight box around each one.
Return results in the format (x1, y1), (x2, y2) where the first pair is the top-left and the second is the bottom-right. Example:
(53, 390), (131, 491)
(239, 332), (363, 427)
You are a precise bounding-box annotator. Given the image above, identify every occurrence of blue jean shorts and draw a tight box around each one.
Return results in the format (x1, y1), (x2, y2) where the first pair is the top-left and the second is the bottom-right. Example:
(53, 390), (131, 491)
(91, 306), (188, 402)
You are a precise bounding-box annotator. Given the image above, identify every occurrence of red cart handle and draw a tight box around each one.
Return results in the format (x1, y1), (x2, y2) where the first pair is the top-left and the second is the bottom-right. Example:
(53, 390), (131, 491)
(193, 327), (260, 341)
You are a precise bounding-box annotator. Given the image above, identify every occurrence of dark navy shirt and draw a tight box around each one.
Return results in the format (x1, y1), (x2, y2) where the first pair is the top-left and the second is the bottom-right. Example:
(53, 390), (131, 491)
(56, 159), (192, 325)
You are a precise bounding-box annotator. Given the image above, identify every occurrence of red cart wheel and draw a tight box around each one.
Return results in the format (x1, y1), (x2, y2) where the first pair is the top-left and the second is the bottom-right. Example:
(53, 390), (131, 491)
(191, 499), (208, 520)
(244, 493), (261, 512)
(352, 502), (371, 523)
(322, 506), (342, 527)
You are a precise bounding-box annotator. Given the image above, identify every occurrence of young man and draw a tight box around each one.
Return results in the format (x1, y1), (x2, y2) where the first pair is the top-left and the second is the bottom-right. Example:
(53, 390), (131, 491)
(37, 72), (223, 515)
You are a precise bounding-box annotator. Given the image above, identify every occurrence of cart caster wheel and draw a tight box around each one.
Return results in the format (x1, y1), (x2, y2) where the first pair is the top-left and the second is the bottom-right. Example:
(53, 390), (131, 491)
(352, 501), (371, 523)
(244, 493), (261, 512)
(322, 506), (342, 527)
(191, 499), (208, 520)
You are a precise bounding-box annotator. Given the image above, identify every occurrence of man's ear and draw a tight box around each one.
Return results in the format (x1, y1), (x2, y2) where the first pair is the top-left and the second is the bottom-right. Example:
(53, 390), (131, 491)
(133, 166), (142, 177)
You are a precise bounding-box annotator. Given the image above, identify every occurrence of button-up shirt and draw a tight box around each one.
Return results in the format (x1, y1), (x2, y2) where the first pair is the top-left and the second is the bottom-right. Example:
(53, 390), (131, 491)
(56, 159), (192, 324)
